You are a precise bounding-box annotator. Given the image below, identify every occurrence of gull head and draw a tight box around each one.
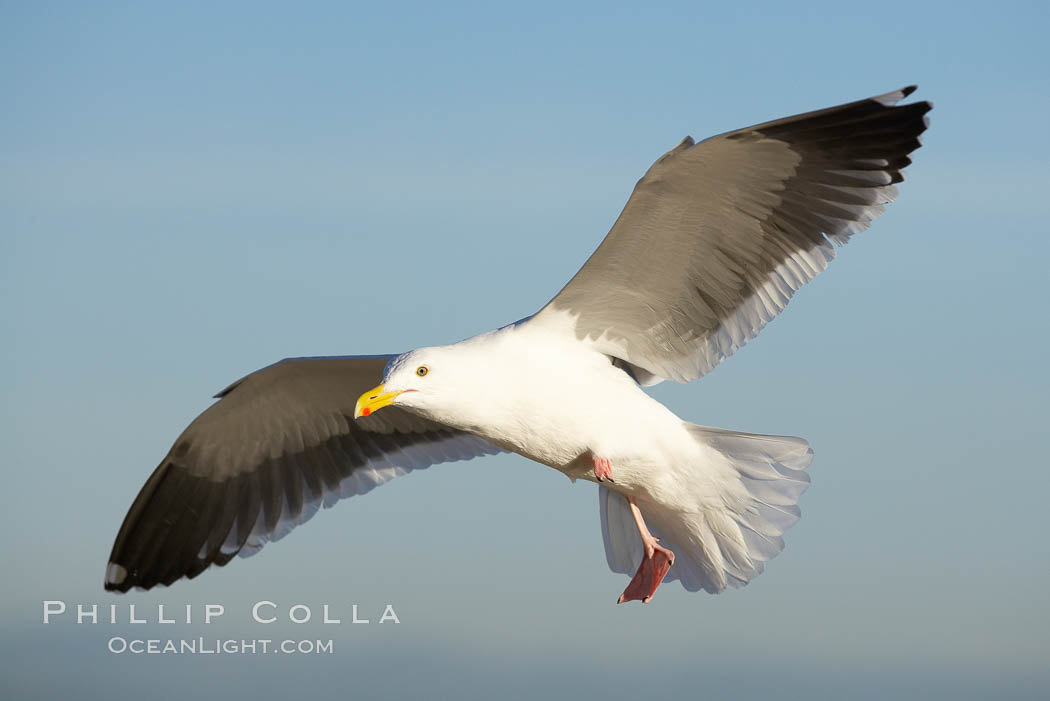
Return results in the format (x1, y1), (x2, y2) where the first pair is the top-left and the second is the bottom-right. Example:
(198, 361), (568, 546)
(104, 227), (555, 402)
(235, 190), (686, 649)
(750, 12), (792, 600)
(352, 328), (546, 436)
(353, 345), (476, 422)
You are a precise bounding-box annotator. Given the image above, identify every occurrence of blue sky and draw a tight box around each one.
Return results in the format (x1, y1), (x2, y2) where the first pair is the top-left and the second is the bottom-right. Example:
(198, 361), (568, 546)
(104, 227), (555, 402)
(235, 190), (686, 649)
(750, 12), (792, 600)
(3, 1), (1049, 699)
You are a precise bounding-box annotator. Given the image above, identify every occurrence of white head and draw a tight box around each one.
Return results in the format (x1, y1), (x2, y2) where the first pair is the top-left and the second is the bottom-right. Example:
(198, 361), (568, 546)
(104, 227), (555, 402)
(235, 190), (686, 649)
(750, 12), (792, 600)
(352, 344), (489, 428)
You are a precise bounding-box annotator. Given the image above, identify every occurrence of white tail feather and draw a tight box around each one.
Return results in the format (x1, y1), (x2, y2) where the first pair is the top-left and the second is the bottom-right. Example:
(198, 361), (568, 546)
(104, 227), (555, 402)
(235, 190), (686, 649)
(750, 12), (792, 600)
(599, 424), (812, 594)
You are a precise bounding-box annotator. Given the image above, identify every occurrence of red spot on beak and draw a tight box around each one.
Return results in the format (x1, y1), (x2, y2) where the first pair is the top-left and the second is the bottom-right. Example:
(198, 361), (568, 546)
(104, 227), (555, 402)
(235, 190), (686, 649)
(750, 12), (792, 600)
(361, 407), (371, 417)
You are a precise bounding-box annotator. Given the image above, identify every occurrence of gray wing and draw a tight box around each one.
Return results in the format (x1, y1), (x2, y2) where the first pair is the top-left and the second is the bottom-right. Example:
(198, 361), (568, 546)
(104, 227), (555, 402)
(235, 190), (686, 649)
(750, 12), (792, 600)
(104, 355), (502, 592)
(530, 87), (932, 384)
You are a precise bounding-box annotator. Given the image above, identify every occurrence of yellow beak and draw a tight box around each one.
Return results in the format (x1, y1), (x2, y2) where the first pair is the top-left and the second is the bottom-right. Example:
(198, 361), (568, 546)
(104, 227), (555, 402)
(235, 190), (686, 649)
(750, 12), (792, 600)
(354, 383), (403, 419)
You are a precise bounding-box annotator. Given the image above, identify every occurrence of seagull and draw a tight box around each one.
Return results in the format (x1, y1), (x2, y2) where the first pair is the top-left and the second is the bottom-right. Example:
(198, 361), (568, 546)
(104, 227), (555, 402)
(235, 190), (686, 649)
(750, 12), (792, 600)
(105, 87), (931, 603)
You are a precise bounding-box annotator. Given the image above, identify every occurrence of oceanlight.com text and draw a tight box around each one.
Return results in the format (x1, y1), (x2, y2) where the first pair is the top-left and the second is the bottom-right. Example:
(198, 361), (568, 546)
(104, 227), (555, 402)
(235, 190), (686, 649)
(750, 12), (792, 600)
(107, 637), (334, 655)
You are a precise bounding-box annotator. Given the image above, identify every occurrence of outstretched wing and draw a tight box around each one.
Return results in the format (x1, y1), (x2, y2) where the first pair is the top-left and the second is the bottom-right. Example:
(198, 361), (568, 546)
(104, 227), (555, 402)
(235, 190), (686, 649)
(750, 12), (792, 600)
(105, 355), (502, 592)
(530, 87), (932, 384)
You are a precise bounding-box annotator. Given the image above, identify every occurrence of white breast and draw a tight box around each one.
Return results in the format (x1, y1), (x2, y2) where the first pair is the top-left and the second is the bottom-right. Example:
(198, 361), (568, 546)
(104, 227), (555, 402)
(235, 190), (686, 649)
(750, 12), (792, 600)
(436, 323), (698, 494)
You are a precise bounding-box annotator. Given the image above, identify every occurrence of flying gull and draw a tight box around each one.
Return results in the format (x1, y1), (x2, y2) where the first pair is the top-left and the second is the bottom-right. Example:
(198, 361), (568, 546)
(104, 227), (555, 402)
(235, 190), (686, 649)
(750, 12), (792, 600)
(105, 87), (931, 603)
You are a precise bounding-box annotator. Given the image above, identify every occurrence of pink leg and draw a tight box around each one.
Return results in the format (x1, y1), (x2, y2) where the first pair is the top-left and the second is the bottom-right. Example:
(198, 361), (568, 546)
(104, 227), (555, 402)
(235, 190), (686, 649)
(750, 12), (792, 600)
(617, 497), (675, 604)
(592, 456), (614, 483)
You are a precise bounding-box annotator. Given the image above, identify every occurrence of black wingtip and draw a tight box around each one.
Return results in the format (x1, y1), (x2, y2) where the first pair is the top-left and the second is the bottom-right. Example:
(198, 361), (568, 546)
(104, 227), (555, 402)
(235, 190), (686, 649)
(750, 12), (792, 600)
(901, 85), (918, 97)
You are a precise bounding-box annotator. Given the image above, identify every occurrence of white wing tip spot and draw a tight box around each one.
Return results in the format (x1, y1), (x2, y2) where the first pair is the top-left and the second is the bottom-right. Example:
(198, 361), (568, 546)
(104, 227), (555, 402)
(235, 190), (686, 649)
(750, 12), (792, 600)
(105, 562), (127, 586)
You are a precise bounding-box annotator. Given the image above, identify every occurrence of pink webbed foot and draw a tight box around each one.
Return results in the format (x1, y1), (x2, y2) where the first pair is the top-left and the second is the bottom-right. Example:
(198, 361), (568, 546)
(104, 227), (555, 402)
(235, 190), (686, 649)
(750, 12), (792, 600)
(593, 456), (614, 483)
(617, 540), (675, 604)
(617, 496), (675, 604)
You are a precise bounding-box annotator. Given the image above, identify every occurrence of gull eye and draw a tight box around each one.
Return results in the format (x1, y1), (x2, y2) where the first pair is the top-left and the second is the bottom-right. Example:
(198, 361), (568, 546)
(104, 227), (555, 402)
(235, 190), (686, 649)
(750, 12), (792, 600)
(416, 365), (429, 377)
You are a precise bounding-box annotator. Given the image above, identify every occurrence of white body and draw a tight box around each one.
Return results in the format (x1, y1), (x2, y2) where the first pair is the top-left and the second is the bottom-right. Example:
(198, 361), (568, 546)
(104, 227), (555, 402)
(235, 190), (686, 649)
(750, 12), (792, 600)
(435, 322), (741, 501)
(385, 319), (811, 594)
